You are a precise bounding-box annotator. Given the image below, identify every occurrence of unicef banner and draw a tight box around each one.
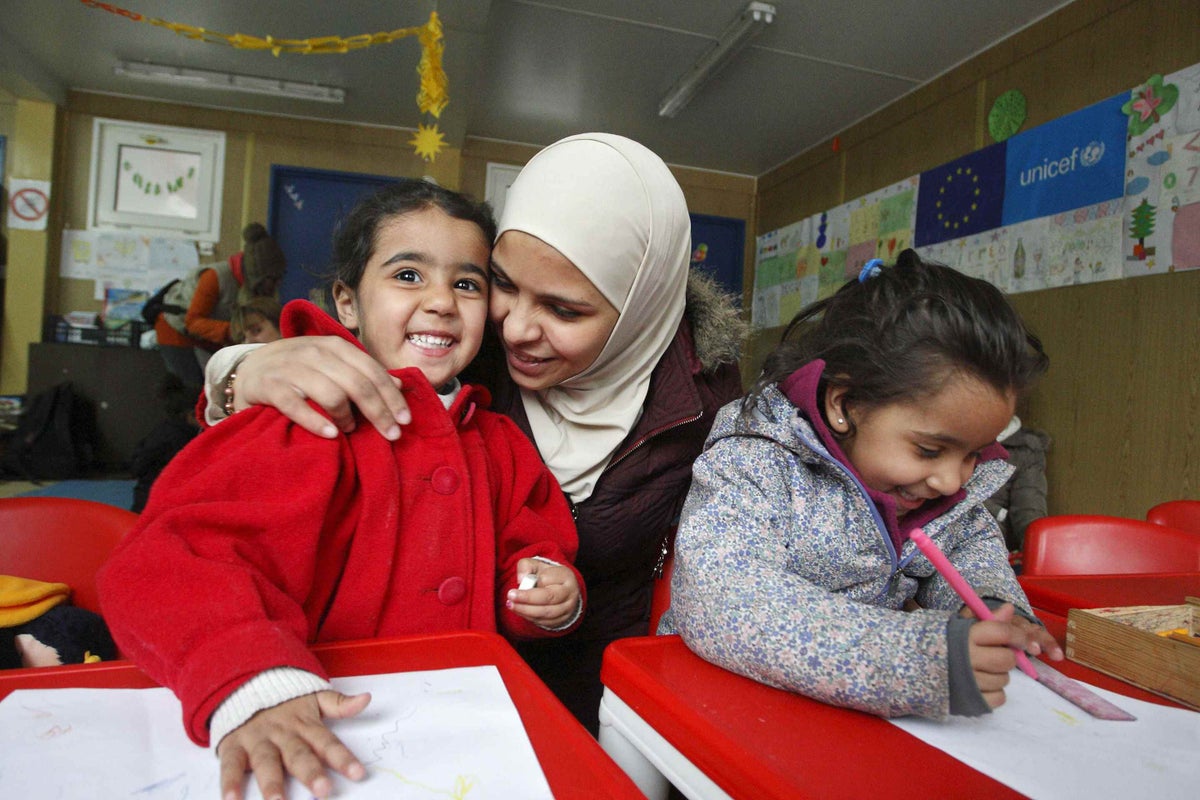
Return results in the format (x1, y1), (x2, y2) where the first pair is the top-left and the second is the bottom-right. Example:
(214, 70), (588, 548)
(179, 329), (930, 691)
(752, 65), (1200, 329)
(1001, 93), (1127, 226)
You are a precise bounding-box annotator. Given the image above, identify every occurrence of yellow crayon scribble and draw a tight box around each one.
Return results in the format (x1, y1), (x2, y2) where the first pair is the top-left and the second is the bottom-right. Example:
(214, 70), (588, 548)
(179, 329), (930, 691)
(376, 767), (477, 798)
(1053, 708), (1080, 726)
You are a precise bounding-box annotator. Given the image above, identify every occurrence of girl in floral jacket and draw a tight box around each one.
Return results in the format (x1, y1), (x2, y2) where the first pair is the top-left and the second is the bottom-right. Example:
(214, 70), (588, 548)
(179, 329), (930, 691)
(660, 250), (1062, 719)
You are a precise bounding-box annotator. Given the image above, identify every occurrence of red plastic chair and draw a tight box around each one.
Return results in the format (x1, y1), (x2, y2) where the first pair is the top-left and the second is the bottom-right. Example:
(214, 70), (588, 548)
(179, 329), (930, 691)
(0, 497), (138, 614)
(1146, 500), (1200, 536)
(1021, 514), (1200, 576)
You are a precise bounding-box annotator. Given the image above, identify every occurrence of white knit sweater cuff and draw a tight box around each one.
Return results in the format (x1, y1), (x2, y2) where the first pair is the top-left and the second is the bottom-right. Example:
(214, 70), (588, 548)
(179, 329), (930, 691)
(209, 667), (332, 751)
(203, 343), (263, 426)
(529, 556), (583, 631)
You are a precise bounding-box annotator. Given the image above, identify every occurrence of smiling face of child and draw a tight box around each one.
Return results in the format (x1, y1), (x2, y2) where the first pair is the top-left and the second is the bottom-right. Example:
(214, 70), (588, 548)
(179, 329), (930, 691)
(827, 373), (1016, 516)
(333, 207), (491, 389)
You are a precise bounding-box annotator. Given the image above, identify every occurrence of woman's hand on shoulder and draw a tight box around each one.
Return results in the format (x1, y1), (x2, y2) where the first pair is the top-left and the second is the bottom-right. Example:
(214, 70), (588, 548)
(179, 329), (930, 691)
(217, 690), (371, 800)
(236, 336), (411, 440)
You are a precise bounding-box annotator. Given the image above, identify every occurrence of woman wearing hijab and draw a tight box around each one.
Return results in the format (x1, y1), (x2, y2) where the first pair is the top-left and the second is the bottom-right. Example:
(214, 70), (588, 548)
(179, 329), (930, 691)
(199, 134), (747, 732)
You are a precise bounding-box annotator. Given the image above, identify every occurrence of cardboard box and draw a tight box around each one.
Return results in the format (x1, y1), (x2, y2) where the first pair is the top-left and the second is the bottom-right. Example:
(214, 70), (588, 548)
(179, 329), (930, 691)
(1066, 598), (1200, 711)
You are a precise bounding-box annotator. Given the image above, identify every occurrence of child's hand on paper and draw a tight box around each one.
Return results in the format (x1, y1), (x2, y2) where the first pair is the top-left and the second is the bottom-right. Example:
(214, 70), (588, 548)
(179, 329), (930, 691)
(965, 603), (1031, 709)
(506, 557), (582, 630)
(216, 690), (371, 800)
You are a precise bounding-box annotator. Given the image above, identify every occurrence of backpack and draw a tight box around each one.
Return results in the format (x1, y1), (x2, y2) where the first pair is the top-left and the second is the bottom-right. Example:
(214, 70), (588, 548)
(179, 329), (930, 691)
(140, 278), (183, 326)
(159, 268), (206, 335)
(0, 382), (99, 481)
(158, 263), (239, 336)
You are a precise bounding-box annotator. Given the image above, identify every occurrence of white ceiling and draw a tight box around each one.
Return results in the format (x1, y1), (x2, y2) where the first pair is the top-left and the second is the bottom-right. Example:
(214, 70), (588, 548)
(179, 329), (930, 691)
(0, 0), (1075, 175)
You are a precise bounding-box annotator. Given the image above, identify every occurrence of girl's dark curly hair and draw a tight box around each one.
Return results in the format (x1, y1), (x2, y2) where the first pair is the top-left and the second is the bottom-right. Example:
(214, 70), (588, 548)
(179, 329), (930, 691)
(328, 179), (496, 290)
(746, 249), (1048, 422)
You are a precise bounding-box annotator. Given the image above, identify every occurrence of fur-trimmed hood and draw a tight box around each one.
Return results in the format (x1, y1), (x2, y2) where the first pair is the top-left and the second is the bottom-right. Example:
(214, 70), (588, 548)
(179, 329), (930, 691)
(685, 268), (749, 372)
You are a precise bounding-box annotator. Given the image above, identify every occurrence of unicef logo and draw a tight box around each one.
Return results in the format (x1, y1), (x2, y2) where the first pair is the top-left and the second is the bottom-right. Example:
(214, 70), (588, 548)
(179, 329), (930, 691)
(1080, 141), (1104, 167)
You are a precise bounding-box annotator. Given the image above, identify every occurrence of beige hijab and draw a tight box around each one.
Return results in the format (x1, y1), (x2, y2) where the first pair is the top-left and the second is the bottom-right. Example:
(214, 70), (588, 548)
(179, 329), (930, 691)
(496, 133), (690, 503)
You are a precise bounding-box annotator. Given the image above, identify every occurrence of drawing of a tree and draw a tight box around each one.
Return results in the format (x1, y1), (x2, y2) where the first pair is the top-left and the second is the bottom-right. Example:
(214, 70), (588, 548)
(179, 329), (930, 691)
(1128, 198), (1156, 259)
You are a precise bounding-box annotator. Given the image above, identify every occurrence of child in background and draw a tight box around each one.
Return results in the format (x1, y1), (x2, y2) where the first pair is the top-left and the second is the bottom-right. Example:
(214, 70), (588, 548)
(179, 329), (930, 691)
(659, 249), (1062, 719)
(229, 296), (283, 344)
(984, 414), (1051, 554)
(100, 180), (584, 800)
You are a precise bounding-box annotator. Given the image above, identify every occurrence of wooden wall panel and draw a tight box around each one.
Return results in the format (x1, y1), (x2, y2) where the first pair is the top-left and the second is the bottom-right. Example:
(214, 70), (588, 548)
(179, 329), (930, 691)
(750, 0), (1200, 518)
(1012, 270), (1200, 516)
(758, 151), (841, 234)
(843, 86), (978, 202)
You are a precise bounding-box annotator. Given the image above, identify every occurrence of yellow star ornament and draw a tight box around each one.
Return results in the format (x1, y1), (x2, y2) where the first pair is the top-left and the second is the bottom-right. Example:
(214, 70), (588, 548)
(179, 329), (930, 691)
(410, 123), (446, 162)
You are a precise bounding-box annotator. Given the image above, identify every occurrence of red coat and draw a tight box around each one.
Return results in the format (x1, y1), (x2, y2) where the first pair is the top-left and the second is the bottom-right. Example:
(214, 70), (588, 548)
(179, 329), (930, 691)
(99, 302), (582, 745)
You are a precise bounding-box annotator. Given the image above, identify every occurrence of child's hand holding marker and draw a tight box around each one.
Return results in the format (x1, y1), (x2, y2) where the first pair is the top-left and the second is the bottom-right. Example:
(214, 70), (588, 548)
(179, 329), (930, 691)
(910, 529), (1063, 710)
(507, 557), (583, 630)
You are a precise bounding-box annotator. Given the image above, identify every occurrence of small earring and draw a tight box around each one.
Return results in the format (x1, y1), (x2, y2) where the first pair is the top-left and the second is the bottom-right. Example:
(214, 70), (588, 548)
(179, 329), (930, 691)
(836, 417), (845, 425)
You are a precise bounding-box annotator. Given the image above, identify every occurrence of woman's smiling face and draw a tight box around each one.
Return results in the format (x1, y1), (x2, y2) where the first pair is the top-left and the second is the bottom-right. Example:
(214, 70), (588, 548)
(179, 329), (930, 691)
(488, 230), (619, 392)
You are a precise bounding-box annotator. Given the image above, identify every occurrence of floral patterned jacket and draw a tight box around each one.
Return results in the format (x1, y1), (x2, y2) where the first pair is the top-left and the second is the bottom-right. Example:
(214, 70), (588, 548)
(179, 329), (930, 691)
(658, 382), (1033, 719)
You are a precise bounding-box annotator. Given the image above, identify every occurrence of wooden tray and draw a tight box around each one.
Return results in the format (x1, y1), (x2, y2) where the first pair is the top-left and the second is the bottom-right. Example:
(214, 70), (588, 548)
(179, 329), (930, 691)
(1065, 597), (1200, 711)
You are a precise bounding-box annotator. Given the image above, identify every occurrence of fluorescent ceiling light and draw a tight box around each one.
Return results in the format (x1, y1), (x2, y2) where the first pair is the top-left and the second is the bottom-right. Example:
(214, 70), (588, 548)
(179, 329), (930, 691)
(658, 2), (775, 119)
(113, 60), (345, 104)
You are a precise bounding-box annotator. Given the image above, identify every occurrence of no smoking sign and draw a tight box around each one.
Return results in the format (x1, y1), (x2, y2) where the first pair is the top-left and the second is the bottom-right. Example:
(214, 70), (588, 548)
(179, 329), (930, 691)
(6, 178), (52, 231)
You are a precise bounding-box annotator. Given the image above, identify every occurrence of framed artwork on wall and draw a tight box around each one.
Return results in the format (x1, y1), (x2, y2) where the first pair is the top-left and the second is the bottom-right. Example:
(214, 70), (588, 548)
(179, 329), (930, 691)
(87, 118), (225, 241)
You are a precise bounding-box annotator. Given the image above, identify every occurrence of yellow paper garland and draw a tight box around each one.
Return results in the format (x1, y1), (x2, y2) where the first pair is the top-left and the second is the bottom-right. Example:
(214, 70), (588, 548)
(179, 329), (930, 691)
(81, 1), (449, 161)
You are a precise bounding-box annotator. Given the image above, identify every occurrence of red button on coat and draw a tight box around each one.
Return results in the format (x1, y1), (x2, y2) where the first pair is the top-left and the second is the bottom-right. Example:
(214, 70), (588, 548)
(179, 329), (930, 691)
(437, 576), (467, 605)
(431, 466), (459, 494)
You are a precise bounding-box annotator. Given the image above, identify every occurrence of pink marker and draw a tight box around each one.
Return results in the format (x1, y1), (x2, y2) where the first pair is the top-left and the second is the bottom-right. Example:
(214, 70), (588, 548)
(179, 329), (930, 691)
(909, 528), (1039, 680)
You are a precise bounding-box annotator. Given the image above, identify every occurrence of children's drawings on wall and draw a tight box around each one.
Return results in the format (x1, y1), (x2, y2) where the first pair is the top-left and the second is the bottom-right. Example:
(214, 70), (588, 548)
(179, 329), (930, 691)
(0, 666), (553, 800)
(753, 60), (1200, 328)
(751, 179), (915, 329)
(60, 229), (200, 301)
(1121, 64), (1200, 274)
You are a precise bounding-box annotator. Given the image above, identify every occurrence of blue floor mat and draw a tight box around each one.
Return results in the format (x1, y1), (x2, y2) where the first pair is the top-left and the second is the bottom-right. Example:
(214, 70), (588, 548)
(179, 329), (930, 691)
(12, 479), (136, 510)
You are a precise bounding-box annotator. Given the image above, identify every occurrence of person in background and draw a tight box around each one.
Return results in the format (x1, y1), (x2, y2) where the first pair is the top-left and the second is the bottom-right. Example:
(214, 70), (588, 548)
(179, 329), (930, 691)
(154, 223), (286, 387)
(198, 133), (748, 733)
(659, 250), (1062, 719)
(984, 415), (1051, 554)
(100, 180), (583, 800)
(230, 296), (283, 344)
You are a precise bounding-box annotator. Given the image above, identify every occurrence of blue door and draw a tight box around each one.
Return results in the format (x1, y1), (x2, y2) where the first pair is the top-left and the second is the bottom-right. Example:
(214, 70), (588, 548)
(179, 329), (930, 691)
(689, 213), (745, 304)
(268, 166), (399, 305)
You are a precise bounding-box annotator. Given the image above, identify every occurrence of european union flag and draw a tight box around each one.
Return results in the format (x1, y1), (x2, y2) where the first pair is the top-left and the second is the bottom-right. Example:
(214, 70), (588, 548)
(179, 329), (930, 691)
(915, 142), (1007, 247)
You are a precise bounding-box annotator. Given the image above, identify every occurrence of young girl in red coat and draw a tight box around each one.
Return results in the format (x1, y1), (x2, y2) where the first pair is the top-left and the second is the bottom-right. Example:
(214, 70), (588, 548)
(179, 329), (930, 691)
(99, 180), (584, 800)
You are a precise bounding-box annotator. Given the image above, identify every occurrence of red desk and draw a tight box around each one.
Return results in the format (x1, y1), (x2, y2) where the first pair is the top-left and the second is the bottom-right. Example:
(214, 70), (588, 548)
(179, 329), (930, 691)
(599, 634), (1192, 800)
(600, 635), (1027, 800)
(0, 630), (641, 800)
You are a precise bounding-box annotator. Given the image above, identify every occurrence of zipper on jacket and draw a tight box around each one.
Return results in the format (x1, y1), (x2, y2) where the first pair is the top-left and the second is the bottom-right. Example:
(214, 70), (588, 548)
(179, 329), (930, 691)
(605, 411), (702, 472)
(792, 424), (913, 604)
(795, 426), (897, 562)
